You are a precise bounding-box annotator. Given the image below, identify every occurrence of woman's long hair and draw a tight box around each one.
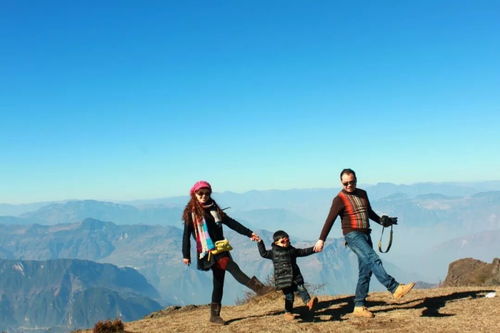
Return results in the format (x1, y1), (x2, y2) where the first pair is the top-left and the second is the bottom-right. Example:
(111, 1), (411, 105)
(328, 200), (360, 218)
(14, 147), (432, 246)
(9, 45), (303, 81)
(182, 195), (227, 225)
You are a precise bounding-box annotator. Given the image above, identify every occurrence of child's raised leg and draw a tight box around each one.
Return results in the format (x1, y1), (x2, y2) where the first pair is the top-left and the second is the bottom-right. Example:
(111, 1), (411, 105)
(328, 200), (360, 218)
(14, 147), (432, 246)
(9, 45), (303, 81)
(297, 284), (318, 311)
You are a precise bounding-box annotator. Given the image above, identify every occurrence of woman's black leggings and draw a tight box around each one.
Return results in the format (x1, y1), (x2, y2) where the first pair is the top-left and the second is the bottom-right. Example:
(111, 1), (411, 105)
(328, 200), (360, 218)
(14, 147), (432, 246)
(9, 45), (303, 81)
(211, 259), (251, 303)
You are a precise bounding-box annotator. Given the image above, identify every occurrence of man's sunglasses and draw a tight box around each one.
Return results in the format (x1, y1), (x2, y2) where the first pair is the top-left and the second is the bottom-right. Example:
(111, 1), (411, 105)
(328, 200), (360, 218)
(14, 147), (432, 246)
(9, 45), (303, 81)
(342, 181), (356, 186)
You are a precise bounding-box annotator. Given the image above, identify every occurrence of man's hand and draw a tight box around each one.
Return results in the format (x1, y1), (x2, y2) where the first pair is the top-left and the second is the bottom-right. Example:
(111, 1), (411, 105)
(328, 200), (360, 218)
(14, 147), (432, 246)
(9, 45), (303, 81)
(380, 215), (398, 227)
(313, 239), (324, 252)
(183, 258), (191, 265)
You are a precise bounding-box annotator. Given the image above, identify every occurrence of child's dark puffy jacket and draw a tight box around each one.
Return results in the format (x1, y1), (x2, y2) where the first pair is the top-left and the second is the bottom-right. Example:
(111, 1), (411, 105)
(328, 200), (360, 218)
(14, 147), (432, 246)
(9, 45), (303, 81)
(258, 241), (314, 289)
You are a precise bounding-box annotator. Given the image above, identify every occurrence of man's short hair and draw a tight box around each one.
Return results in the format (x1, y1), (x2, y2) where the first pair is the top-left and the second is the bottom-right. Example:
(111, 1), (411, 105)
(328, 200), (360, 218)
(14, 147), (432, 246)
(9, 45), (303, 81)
(340, 168), (356, 180)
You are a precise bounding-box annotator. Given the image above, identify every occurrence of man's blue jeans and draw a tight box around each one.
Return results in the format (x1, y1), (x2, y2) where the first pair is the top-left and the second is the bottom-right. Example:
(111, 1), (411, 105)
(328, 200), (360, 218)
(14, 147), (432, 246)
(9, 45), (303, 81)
(345, 231), (399, 307)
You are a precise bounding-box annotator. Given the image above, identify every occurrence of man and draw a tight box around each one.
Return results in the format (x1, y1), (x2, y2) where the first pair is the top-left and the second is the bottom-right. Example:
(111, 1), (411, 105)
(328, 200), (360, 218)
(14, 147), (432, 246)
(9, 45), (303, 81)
(313, 168), (415, 318)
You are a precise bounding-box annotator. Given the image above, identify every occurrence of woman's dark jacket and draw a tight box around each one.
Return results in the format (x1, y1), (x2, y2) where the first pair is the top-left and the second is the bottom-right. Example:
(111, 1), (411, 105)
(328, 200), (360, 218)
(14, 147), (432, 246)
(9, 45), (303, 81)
(257, 240), (314, 289)
(182, 205), (253, 270)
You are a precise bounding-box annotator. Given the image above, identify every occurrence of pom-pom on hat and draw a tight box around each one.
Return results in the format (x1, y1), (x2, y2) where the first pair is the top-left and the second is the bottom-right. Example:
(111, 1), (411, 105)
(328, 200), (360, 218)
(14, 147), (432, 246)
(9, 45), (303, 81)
(273, 230), (289, 242)
(190, 180), (212, 195)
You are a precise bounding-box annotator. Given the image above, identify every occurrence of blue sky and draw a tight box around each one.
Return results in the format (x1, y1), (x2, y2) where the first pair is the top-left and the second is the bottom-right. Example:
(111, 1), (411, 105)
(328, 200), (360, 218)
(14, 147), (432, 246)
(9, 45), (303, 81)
(1, 1), (499, 203)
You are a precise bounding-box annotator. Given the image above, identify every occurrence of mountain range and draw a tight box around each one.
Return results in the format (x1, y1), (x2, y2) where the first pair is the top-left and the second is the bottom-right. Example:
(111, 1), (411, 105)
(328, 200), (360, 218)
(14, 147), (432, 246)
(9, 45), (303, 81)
(0, 200), (183, 226)
(0, 218), (380, 307)
(0, 258), (162, 333)
(0, 182), (498, 331)
(1, 184), (498, 281)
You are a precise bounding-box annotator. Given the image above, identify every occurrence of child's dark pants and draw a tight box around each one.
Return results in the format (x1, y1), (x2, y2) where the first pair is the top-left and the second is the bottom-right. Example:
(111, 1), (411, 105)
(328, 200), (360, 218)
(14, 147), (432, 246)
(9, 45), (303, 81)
(282, 283), (311, 313)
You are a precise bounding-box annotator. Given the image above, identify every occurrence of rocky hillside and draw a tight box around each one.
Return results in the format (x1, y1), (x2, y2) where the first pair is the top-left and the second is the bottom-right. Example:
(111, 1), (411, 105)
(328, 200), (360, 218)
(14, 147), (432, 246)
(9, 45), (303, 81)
(443, 257), (500, 287)
(77, 286), (500, 332)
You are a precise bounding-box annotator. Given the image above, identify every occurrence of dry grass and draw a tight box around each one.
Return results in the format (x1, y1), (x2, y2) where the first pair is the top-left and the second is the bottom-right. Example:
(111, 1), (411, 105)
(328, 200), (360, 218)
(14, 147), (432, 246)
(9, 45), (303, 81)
(79, 286), (500, 333)
(92, 319), (124, 333)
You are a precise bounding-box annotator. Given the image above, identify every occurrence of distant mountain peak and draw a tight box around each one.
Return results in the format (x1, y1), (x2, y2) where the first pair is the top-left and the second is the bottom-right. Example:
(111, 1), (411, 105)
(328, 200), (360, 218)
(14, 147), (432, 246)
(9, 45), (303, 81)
(414, 193), (454, 200)
(80, 217), (116, 229)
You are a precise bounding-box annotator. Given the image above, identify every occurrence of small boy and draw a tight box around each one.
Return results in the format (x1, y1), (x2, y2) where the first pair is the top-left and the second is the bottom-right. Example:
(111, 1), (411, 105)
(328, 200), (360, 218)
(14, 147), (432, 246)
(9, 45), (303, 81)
(257, 230), (318, 320)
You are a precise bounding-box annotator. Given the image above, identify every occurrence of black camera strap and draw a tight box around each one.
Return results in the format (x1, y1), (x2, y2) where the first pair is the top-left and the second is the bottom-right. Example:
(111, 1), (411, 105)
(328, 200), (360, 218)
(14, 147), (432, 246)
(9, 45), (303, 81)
(378, 224), (393, 253)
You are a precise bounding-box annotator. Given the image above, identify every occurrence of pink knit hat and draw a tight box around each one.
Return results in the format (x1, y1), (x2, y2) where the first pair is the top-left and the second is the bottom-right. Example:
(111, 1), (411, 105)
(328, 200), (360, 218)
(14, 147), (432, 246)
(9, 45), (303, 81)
(190, 180), (212, 195)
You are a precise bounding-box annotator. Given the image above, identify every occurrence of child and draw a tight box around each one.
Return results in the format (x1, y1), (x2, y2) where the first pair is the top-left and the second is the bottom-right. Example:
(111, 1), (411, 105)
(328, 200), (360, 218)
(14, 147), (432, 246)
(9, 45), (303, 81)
(257, 230), (318, 320)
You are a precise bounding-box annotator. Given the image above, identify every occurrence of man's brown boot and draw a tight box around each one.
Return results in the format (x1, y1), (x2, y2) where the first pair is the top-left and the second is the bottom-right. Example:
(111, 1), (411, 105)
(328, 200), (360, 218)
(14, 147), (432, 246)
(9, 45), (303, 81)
(283, 312), (296, 321)
(393, 282), (416, 300)
(209, 303), (225, 325)
(307, 297), (318, 311)
(353, 306), (374, 318)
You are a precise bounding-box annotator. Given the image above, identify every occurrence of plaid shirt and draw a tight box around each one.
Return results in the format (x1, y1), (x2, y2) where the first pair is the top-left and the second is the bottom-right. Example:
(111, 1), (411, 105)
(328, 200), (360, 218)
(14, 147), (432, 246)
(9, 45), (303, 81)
(320, 188), (381, 239)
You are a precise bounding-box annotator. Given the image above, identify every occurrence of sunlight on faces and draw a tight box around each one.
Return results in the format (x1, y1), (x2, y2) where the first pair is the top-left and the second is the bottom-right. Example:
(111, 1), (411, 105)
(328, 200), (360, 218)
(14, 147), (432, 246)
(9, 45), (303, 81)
(195, 189), (211, 204)
(275, 236), (290, 248)
(341, 173), (357, 193)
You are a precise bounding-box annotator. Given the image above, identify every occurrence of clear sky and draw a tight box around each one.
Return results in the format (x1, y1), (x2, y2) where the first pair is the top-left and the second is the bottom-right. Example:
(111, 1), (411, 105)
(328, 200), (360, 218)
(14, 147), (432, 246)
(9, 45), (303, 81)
(1, 1), (499, 203)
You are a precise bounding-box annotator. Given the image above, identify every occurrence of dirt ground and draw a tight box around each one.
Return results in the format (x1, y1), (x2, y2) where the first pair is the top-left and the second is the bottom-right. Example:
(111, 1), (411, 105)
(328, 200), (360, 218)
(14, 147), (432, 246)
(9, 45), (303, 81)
(79, 286), (500, 333)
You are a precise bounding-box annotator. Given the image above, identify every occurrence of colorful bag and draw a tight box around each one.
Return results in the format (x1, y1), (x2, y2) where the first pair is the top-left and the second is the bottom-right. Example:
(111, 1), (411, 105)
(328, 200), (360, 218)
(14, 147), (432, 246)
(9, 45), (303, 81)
(198, 239), (233, 270)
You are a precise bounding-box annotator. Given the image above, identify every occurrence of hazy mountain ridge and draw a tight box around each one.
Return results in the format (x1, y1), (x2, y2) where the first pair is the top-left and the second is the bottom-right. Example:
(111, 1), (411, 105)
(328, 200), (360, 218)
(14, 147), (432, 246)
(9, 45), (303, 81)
(0, 258), (162, 333)
(0, 183), (498, 310)
(0, 219), (184, 302)
(231, 208), (316, 237)
(17, 200), (184, 226)
(3, 180), (499, 217)
(0, 202), (57, 217)
(0, 185), (498, 292)
(0, 219), (416, 308)
(2, 187), (499, 241)
(414, 229), (500, 279)
(0, 219), (234, 305)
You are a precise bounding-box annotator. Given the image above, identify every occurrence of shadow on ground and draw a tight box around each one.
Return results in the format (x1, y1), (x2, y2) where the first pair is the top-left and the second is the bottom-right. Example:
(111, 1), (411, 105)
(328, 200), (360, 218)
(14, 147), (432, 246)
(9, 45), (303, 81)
(375, 289), (495, 318)
(225, 289), (495, 324)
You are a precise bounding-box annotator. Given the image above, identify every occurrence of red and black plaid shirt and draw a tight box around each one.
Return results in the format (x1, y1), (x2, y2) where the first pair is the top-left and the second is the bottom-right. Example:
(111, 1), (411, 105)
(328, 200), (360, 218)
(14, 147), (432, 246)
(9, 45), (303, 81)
(319, 188), (381, 240)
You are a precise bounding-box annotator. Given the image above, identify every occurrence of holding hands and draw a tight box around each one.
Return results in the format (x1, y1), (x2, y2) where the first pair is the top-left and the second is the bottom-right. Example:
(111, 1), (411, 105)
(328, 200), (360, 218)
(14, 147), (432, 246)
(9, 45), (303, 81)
(313, 239), (324, 252)
(250, 233), (261, 242)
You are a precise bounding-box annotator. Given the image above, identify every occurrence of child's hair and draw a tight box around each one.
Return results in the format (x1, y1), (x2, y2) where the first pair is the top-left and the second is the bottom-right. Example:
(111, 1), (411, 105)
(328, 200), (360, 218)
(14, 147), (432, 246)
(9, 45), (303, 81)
(273, 230), (289, 242)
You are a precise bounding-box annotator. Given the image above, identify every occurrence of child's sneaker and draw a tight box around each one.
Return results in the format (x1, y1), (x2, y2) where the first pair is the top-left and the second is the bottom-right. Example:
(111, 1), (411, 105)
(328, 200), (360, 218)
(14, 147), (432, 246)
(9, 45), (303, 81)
(283, 312), (296, 321)
(307, 297), (318, 311)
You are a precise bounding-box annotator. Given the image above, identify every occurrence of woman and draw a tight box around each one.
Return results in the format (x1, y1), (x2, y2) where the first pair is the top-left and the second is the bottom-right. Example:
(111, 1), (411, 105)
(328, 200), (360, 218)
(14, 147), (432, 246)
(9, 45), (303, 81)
(182, 180), (272, 325)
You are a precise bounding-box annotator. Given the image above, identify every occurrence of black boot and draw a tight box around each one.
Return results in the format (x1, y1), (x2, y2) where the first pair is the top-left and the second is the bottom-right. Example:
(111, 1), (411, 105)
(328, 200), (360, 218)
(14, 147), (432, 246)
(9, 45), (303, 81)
(246, 276), (275, 295)
(210, 303), (225, 325)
